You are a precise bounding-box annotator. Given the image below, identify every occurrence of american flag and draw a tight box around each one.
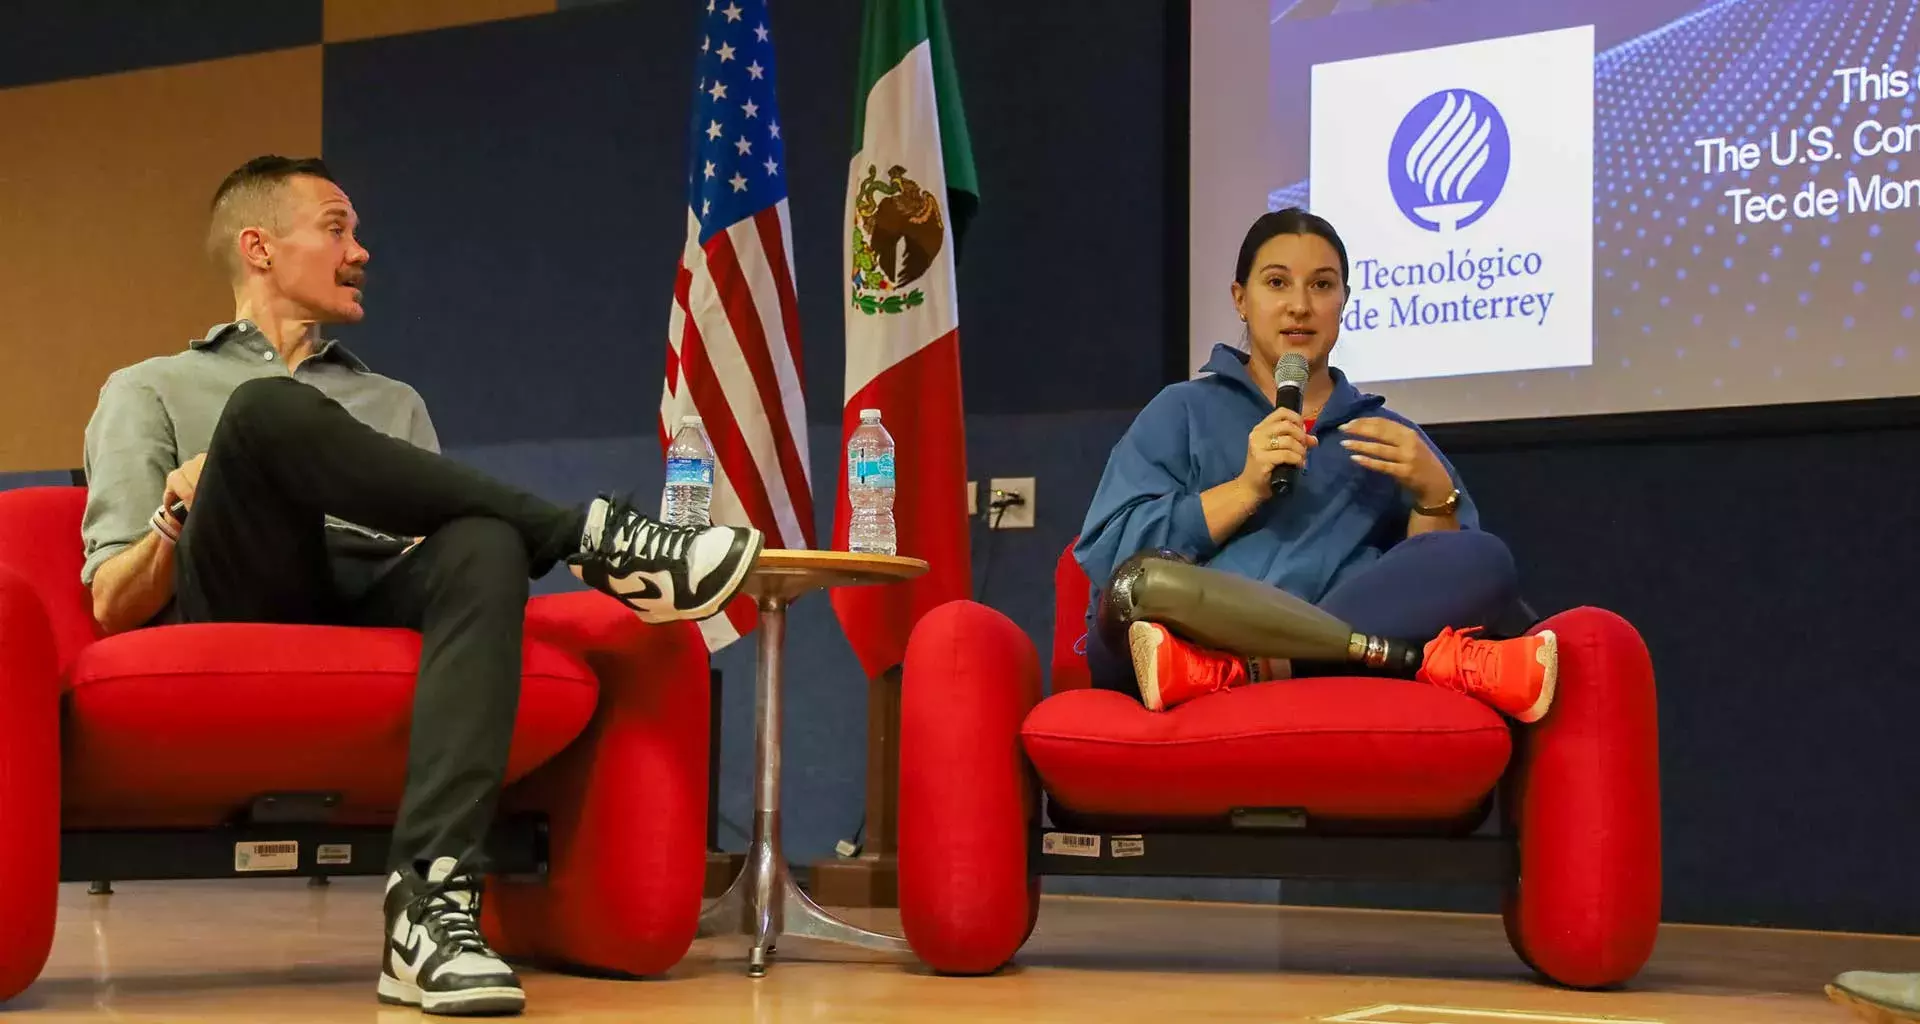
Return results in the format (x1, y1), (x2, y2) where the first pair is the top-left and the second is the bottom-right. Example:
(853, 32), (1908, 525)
(660, 0), (813, 651)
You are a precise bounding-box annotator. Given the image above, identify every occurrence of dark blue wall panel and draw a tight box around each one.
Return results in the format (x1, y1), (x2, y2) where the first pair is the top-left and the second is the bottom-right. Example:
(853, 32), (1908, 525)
(0, 470), (79, 491)
(320, 3), (699, 447)
(321, 0), (1170, 449)
(1451, 427), (1920, 933)
(0, 1), (321, 89)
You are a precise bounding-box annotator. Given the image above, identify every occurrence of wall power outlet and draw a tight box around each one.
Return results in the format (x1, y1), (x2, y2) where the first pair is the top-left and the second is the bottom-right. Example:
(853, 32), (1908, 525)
(987, 477), (1036, 529)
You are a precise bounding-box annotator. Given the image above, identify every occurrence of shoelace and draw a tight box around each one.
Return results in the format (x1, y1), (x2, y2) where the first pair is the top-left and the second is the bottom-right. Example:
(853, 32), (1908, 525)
(411, 876), (494, 958)
(1173, 631), (1243, 696)
(1142, 625), (1243, 701)
(1429, 627), (1495, 694)
(1200, 653), (1243, 695)
(618, 514), (696, 565)
(592, 498), (697, 571)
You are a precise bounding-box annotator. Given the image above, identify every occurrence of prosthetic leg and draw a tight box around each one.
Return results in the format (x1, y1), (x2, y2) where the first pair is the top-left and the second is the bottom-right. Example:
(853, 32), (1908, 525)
(1096, 552), (1555, 719)
(1098, 552), (1424, 673)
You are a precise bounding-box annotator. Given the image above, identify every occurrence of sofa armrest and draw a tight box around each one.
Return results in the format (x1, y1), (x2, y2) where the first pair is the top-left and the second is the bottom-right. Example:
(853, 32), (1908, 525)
(0, 565), (61, 1002)
(1505, 606), (1662, 988)
(484, 596), (712, 977)
(898, 600), (1044, 974)
(521, 590), (656, 661)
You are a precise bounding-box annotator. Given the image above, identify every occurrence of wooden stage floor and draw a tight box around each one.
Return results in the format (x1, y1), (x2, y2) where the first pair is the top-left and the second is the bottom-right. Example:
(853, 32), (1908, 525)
(1, 878), (1913, 1022)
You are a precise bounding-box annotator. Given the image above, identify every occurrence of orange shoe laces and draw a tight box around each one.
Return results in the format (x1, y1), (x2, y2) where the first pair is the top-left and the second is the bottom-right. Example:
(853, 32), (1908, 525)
(1157, 629), (1247, 702)
(1200, 656), (1243, 695)
(1185, 642), (1245, 697)
(1424, 626), (1495, 696)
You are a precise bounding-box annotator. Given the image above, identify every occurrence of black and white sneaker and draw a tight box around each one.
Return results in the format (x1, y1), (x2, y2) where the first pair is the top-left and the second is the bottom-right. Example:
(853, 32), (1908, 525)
(379, 857), (525, 1017)
(568, 494), (764, 624)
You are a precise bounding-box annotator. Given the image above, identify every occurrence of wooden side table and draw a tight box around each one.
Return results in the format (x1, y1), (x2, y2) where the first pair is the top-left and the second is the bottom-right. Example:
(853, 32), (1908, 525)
(695, 550), (927, 977)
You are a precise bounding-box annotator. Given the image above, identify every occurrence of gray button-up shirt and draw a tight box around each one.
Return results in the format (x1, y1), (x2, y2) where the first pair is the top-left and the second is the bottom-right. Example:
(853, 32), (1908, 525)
(80, 320), (439, 586)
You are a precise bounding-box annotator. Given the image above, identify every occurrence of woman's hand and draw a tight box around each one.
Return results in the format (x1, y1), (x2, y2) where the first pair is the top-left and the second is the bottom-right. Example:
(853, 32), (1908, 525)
(1238, 407), (1318, 501)
(1339, 418), (1454, 506)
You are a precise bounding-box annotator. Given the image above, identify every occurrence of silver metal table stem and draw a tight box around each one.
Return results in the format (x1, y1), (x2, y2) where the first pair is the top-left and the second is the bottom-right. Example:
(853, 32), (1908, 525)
(696, 554), (922, 977)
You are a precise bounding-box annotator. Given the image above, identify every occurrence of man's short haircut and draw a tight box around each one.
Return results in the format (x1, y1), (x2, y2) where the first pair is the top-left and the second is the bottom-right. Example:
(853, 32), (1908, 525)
(205, 155), (336, 280)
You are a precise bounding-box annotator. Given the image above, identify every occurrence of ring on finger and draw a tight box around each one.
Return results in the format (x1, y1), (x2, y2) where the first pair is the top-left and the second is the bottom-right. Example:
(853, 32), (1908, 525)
(1267, 434), (1283, 450)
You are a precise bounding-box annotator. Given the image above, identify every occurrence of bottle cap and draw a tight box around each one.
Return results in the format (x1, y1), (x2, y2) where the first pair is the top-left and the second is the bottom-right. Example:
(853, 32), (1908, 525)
(681, 415), (703, 428)
(859, 408), (882, 420)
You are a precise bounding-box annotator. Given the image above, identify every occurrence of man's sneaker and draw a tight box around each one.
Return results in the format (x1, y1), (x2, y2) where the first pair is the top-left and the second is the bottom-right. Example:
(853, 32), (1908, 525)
(1828, 971), (1920, 1023)
(379, 857), (524, 1016)
(1128, 621), (1251, 711)
(568, 494), (764, 624)
(1416, 626), (1557, 723)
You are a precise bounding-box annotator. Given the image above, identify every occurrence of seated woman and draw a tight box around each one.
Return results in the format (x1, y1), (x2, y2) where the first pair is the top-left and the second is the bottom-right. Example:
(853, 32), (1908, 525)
(1075, 208), (1555, 719)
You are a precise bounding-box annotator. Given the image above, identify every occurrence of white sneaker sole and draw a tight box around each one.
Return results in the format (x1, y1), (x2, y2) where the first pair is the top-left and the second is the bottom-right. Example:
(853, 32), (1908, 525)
(1517, 629), (1558, 724)
(1128, 621), (1167, 712)
(1828, 983), (1920, 1024)
(378, 973), (525, 1016)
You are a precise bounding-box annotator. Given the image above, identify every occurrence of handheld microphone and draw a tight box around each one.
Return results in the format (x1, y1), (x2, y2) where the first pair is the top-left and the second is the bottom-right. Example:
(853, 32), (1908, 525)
(1269, 352), (1310, 498)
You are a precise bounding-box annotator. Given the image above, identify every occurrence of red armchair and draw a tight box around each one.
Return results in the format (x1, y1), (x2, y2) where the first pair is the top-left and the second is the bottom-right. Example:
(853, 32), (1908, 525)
(898, 543), (1662, 988)
(0, 486), (711, 1002)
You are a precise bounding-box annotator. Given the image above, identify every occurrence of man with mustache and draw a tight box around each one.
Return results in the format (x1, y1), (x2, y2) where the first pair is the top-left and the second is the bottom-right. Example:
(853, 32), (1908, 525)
(77, 155), (763, 1016)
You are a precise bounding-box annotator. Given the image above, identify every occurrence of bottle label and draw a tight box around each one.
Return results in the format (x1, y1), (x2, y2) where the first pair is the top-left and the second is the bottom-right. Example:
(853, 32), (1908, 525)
(666, 456), (713, 486)
(849, 452), (895, 487)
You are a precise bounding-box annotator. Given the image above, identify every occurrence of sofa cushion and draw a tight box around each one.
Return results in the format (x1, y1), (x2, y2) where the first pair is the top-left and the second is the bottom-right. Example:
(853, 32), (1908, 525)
(61, 622), (598, 827)
(1021, 678), (1511, 824)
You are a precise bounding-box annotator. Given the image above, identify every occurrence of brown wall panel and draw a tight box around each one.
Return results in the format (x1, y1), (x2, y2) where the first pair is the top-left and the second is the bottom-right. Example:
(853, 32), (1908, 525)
(322, 0), (555, 44)
(0, 47), (323, 472)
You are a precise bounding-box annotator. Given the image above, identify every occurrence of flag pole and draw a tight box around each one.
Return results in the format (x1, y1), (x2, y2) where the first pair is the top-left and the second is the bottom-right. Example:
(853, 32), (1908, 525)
(812, 0), (979, 911)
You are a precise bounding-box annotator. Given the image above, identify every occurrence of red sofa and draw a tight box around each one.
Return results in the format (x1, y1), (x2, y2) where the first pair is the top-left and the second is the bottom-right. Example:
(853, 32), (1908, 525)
(0, 486), (711, 1002)
(897, 543), (1662, 988)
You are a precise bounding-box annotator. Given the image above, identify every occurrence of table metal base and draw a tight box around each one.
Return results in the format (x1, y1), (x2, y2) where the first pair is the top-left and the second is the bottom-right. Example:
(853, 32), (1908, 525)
(696, 811), (910, 977)
(694, 589), (911, 976)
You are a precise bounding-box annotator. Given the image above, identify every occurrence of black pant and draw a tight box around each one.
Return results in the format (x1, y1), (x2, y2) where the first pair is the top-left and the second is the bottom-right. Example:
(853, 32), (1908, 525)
(172, 377), (587, 873)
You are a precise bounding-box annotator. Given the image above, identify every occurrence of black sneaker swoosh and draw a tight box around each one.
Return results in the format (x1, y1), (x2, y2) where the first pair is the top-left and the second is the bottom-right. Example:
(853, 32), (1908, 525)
(576, 559), (665, 609)
(390, 930), (427, 974)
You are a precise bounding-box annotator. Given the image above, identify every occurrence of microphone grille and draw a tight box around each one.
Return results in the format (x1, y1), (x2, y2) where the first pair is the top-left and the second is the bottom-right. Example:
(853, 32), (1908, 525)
(1275, 353), (1310, 387)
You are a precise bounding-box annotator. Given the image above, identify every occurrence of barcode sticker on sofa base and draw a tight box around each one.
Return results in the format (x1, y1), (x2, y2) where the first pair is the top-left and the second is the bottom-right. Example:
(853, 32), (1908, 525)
(1042, 832), (1102, 857)
(234, 841), (298, 872)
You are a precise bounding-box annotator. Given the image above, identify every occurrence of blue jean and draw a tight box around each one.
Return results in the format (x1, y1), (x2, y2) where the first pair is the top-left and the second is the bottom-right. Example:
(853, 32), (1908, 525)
(1086, 530), (1522, 694)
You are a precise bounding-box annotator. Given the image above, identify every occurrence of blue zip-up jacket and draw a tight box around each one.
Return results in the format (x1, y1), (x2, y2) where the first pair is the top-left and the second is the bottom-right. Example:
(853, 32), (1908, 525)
(1074, 343), (1478, 617)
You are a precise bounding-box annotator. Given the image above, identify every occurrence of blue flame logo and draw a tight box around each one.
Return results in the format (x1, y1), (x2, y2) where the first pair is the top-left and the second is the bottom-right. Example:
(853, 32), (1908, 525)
(1387, 89), (1511, 233)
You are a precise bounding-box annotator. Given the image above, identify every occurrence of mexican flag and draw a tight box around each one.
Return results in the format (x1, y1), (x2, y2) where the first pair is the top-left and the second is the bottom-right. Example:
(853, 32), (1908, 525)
(831, 0), (978, 681)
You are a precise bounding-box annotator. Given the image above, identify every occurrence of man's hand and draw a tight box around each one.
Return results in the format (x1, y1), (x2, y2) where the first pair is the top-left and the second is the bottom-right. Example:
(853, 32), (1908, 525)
(164, 453), (208, 513)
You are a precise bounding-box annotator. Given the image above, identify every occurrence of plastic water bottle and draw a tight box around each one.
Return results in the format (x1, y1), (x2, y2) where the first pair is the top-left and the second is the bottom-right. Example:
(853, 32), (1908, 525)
(663, 415), (715, 528)
(846, 408), (897, 555)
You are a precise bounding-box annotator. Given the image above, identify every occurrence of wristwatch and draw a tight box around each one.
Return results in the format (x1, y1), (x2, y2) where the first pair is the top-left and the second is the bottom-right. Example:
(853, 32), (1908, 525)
(1413, 487), (1460, 517)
